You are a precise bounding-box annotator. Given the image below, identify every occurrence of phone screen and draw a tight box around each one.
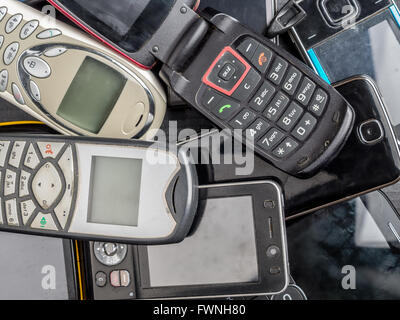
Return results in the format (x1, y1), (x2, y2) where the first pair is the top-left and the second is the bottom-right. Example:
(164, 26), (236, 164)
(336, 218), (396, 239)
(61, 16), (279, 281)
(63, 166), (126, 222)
(287, 193), (400, 299)
(0, 233), (73, 299)
(309, 7), (400, 135)
(144, 196), (259, 287)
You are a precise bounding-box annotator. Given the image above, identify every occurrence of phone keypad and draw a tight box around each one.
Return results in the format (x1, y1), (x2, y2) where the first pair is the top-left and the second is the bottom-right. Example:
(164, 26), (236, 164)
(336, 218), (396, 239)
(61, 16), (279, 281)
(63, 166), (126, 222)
(0, 140), (76, 231)
(200, 37), (330, 160)
(0, 5), (64, 104)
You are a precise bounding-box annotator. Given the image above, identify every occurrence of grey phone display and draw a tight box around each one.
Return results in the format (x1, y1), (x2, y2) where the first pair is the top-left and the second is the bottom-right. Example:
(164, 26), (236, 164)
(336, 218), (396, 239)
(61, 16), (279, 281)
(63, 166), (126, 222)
(57, 57), (127, 134)
(0, 233), (74, 300)
(87, 156), (143, 227)
(146, 196), (258, 287)
(312, 10), (400, 132)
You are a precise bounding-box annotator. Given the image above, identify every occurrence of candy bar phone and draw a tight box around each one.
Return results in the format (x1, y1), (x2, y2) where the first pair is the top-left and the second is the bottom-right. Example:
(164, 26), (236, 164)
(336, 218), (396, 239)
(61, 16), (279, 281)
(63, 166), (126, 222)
(0, 135), (198, 244)
(0, 0), (167, 139)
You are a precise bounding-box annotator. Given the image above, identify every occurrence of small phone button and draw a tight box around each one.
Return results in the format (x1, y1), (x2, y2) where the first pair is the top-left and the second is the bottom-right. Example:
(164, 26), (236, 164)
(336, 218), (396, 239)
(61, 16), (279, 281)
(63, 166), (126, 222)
(273, 137), (299, 158)
(11, 83), (25, 105)
(0, 141), (10, 167)
(319, 0), (359, 27)
(36, 29), (62, 39)
(237, 38), (259, 61)
(251, 44), (273, 73)
(232, 68), (261, 101)
(257, 128), (285, 152)
(4, 43), (20, 65)
(211, 98), (241, 120)
(31, 213), (58, 231)
(292, 113), (318, 142)
(20, 20), (39, 40)
(23, 57), (52, 79)
(0, 7), (7, 22)
(9, 141), (26, 168)
(19, 170), (31, 197)
(24, 144), (40, 170)
(5, 14), (23, 34)
(20, 200), (36, 225)
(29, 80), (41, 102)
(4, 169), (16, 196)
(32, 162), (63, 210)
(5, 199), (19, 226)
(95, 272), (107, 288)
(44, 47), (68, 58)
(55, 192), (73, 230)
(358, 119), (384, 145)
(0, 69), (9, 92)
(267, 56), (289, 85)
(229, 109), (256, 129)
(37, 142), (64, 159)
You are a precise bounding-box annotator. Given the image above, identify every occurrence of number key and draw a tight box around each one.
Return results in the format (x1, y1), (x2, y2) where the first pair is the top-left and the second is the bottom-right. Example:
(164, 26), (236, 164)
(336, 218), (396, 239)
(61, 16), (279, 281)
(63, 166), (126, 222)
(296, 77), (316, 106)
(249, 81), (275, 112)
(264, 92), (290, 122)
(229, 109), (256, 129)
(292, 113), (317, 141)
(245, 118), (270, 142)
(257, 128), (285, 152)
(282, 66), (302, 95)
(278, 102), (304, 131)
(267, 56), (288, 85)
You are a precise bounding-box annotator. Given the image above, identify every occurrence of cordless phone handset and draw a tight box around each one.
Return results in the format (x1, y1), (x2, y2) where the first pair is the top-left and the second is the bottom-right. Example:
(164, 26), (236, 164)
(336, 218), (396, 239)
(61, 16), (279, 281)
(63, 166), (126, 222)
(0, 135), (198, 244)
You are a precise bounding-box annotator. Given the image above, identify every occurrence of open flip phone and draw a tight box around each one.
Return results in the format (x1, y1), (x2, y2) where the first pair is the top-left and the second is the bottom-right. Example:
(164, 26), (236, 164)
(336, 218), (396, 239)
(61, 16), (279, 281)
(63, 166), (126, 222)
(0, 134), (198, 244)
(81, 181), (289, 300)
(49, 0), (355, 177)
(194, 76), (400, 218)
(289, 0), (400, 137)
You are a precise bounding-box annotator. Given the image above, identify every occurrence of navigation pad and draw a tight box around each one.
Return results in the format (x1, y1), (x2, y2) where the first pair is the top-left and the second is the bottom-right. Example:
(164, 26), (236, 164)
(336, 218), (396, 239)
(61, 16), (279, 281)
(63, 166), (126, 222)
(0, 140), (76, 231)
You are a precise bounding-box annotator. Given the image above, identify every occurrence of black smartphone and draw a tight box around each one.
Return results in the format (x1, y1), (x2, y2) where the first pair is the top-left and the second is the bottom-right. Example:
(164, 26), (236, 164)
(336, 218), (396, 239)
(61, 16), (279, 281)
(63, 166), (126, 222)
(289, 0), (400, 138)
(194, 76), (400, 218)
(287, 191), (400, 299)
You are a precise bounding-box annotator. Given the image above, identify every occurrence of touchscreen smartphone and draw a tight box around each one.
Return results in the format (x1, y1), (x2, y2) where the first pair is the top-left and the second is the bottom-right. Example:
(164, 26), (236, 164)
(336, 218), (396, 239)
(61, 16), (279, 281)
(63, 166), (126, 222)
(0, 232), (77, 300)
(287, 192), (400, 299)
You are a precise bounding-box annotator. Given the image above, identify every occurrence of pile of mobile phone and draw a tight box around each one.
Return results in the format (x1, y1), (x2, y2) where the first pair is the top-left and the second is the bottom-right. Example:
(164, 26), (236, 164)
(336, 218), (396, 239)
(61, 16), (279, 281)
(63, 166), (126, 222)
(1, 0), (400, 301)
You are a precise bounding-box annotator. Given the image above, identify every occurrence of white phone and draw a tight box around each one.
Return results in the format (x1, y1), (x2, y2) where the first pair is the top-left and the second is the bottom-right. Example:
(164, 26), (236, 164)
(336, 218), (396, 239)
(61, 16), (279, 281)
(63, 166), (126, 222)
(0, 134), (199, 244)
(0, 0), (166, 139)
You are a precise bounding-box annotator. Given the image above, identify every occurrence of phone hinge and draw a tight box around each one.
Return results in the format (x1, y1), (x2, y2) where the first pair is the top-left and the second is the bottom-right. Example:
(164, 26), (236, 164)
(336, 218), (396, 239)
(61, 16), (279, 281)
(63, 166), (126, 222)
(165, 17), (210, 72)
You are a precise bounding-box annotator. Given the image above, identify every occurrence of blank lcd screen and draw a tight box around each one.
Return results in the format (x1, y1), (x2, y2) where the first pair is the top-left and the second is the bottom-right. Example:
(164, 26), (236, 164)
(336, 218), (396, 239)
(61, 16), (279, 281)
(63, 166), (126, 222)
(146, 196), (259, 287)
(313, 10), (400, 133)
(57, 57), (126, 134)
(87, 156), (142, 227)
(0, 233), (70, 300)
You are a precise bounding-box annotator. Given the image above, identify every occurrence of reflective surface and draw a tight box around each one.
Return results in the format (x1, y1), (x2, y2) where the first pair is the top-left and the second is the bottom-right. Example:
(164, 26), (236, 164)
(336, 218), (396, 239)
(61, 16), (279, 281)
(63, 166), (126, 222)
(287, 193), (400, 299)
(314, 9), (400, 135)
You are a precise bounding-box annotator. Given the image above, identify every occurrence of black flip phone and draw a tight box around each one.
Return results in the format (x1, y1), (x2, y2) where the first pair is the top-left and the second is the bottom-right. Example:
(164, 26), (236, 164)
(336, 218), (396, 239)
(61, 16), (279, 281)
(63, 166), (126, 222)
(195, 76), (400, 218)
